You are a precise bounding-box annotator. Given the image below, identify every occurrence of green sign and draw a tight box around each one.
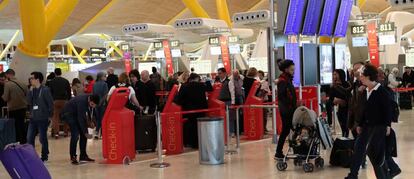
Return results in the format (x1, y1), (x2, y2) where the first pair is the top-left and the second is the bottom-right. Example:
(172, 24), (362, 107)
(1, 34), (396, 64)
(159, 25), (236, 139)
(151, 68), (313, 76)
(153, 42), (163, 49)
(351, 25), (366, 35)
(378, 22), (395, 33)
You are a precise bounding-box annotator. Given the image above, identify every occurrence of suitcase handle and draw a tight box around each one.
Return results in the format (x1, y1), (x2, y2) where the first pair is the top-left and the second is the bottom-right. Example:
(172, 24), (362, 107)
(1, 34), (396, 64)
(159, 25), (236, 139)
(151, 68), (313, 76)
(4, 142), (20, 150)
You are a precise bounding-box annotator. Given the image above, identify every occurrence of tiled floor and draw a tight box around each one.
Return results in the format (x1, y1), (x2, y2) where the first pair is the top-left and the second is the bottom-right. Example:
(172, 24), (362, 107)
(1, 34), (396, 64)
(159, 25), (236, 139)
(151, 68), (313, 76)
(1, 110), (413, 179)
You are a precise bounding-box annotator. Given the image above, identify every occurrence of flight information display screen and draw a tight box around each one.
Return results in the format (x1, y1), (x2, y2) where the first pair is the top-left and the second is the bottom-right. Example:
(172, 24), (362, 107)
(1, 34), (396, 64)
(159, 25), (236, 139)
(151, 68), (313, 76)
(302, 44), (319, 86)
(334, 0), (354, 37)
(319, 44), (333, 84)
(302, 0), (324, 36)
(284, 43), (301, 87)
(284, 0), (307, 35)
(319, 0), (341, 36)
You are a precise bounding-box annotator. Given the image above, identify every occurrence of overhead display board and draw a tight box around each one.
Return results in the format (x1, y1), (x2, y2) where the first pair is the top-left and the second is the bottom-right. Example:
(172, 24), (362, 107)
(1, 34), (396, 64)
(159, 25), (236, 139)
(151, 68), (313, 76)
(171, 49), (182, 58)
(284, 43), (301, 87)
(379, 34), (396, 45)
(334, 0), (354, 37)
(335, 44), (350, 71)
(302, 44), (319, 86)
(352, 37), (368, 47)
(284, 0), (307, 35)
(406, 52), (414, 67)
(319, 0), (341, 36)
(319, 44), (333, 85)
(302, 0), (325, 35)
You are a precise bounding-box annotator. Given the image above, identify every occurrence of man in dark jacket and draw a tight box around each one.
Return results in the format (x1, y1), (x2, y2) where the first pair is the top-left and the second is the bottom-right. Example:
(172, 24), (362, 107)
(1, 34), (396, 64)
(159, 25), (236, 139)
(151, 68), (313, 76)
(106, 67), (118, 89)
(26, 72), (54, 162)
(61, 94), (100, 165)
(49, 68), (71, 138)
(138, 70), (157, 114)
(346, 64), (392, 179)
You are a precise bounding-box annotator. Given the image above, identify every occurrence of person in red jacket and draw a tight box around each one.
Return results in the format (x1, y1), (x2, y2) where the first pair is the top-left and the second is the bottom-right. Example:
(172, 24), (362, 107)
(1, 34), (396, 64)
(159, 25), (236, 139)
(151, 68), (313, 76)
(84, 75), (95, 94)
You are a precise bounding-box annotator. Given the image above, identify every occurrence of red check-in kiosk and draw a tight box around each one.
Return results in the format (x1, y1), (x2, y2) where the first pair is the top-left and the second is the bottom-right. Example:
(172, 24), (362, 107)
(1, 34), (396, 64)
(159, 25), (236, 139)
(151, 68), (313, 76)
(161, 85), (183, 155)
(296, 86), (318, 114)
(102, 88), (136, 164)
(243, 81), (264, 140)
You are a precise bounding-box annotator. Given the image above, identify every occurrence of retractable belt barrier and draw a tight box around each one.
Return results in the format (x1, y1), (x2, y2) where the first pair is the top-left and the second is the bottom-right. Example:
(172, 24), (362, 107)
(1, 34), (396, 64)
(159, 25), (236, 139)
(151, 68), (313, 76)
(161, 84), (227, 155)
(393, 87), (414, 93)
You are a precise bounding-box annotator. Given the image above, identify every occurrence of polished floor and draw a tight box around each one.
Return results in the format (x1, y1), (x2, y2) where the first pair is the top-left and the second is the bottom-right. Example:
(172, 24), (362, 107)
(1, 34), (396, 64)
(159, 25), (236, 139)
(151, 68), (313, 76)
(1, 110), (413, 179)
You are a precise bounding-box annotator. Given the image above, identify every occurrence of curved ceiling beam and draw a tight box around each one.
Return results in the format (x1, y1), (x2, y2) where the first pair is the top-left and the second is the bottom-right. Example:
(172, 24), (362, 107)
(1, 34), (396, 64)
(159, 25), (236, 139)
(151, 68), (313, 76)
(216, 0), (232, 27)
(0, 0), (10, 12)
(182, 0), (210, 18)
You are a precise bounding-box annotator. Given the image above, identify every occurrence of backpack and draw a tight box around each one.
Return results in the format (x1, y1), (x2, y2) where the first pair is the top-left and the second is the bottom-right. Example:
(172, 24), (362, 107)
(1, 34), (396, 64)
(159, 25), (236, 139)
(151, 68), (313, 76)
(330, 138), (354, 168)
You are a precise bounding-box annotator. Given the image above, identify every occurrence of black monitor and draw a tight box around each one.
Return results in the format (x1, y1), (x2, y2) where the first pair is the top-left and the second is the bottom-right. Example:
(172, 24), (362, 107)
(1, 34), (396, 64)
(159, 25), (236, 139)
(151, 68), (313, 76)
(302, 44), (319, 86)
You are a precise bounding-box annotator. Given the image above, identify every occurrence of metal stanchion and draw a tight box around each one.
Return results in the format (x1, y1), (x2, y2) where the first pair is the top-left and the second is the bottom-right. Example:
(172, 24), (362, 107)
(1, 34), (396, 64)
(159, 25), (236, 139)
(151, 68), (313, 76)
(225, 106), (237, 154)
(332, 106), (338, 135)
(235, 107), (241, 149)
(150, 112), (170, 168)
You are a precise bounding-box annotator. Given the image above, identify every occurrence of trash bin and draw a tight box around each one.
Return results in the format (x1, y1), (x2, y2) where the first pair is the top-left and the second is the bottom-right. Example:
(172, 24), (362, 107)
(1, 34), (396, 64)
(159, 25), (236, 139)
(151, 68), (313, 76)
(197, 117), (225, 165)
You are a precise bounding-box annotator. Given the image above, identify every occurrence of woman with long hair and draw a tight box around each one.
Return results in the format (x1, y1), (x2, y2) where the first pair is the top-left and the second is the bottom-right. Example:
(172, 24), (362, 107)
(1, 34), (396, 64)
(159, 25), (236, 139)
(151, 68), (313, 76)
(330, 69), (351, 137)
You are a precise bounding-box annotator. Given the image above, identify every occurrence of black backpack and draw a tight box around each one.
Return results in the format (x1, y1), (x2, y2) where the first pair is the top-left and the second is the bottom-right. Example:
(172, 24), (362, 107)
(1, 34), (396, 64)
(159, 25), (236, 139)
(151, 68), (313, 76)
(330, 138), (354, 168)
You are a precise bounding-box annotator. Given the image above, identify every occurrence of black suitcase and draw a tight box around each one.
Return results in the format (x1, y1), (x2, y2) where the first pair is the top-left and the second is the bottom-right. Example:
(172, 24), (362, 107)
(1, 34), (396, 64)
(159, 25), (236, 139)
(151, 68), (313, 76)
(330, 138), (354, 168)
(399, 92), (412, 110)
(134, 114), (157, 152)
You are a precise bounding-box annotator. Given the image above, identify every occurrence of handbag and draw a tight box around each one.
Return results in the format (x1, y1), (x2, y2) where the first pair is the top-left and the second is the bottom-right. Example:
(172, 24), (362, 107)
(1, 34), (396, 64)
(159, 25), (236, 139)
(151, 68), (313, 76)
(85, 109), (96, 129)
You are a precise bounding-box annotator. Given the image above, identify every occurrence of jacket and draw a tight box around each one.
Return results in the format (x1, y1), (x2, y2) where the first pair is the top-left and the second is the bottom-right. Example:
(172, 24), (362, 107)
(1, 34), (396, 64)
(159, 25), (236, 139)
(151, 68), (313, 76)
(61, 95), (91, 133)
(49, 76), (71, 100)
(218, 77), (231, 102)
(93, 80), (109, 105)
(27, 86), (54, 121)
(243, 77), (256, 97)
(175, 81), (213, 111)
(2, 78), (27, 111)
(133, 80), (156, 109)
(277, 73), (297, 116)
(348, 80), (366, 129)
(359, 85), (392, 128)
(229, 75), (244, 104)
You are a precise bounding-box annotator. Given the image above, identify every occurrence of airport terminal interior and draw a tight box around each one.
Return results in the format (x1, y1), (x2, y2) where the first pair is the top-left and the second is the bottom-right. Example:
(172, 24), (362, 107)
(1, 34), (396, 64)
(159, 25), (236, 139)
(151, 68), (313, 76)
(1, 0), (414, 178)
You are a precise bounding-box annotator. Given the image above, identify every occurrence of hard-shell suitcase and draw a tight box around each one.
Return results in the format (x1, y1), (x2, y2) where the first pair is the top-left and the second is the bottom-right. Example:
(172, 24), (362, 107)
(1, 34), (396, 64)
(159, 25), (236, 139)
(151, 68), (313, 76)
(317, 117), (333, 149)
(134, 114), (157, 152)
(102, 88), (135, 164)
(0, 144), (52, 179)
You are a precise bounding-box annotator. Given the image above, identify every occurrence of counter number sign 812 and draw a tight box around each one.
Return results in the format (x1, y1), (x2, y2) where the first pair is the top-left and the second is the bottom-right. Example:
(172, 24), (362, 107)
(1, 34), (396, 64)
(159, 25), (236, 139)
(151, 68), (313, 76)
(351, 25), (366, 35)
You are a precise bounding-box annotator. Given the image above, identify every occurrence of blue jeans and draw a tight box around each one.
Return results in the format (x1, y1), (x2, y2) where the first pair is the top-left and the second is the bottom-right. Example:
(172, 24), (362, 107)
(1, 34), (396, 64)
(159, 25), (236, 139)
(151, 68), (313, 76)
(27, 120), (49, 159)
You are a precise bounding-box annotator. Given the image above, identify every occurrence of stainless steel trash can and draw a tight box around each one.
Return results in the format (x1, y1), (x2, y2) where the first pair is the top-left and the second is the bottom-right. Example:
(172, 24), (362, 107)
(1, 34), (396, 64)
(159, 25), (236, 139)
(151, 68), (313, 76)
(197, 117), (225, 165)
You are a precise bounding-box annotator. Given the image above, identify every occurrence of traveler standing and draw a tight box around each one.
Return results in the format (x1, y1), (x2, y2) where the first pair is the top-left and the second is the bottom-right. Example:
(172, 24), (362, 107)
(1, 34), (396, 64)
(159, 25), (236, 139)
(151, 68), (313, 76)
(258, 70), (271, 133)
(107, 72), (142, 111)
(26, 72), (54, 162)
(329, 69), (351, 137)
(72, 78), (84, 97)
(274, 60), (297, 159)
(106, 67), (118, 89)
(243, 67), (258, 97)
(174, 73), (213, 148)
(346, 64), (392, 179)
(402, 66), (414, 88)
(229, 70), (244, 133)
(217, 68), (234, 132)
(388, 68), (401, 89)
(92, 72), (108, 139)
(138, 70), (157, 114)
(84, 75), (95, 94)
(49, 68), (71, 138)
(150, 67), (163, 91)
(0, 73), (7, 108)
(45, 72), (55, 88)
(61, 94), (100, 165)
(2, 69), (28, 144)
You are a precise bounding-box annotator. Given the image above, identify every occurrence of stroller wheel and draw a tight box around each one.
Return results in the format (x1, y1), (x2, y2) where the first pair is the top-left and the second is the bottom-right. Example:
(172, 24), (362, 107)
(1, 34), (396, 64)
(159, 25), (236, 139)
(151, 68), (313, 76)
(315, 157), (324, 168)
(276, 162), (288, 171)
(303, 163), (314, 173)
(293, 159), (302, 166)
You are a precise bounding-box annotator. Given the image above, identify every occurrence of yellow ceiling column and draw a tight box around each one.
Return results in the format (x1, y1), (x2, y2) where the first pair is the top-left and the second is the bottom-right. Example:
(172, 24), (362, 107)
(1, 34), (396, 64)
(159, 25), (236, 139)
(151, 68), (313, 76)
(216, 0), (232, 27)
(0, 30), (20, 60)
(182, 0), (210, 18)
(79, 49), (88, 57)
(0, 0), (10, 12)
(17, 0), (79, 58)
(358, 0), (367, 8)
(99, 34), (124, 57)
(67, 43), (72, 56)
(66, 39), (87, 64)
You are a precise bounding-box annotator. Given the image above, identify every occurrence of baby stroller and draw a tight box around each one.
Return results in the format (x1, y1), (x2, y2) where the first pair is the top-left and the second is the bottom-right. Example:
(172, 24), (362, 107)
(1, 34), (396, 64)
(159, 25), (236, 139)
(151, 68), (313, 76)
(276, 106), (329, 173)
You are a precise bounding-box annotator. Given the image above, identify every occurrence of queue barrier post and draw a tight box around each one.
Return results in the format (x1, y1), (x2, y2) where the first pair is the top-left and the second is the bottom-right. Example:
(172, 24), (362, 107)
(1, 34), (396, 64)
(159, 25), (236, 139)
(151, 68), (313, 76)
(150, 112), (171, 168)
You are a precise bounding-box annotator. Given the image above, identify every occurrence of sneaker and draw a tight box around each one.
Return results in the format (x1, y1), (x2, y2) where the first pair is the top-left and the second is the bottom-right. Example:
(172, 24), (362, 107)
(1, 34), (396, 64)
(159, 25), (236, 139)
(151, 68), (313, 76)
(71, 157), (79, 165)
(390, 168), (402, 178)
(274, 153), (285, 160)
(54, 134), (59, 139)
(79, 156), (95, 163)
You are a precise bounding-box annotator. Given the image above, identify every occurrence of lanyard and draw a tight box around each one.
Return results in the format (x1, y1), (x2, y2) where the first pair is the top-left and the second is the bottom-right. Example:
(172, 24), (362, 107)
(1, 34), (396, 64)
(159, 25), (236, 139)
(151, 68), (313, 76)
(32, 87), (43, 106)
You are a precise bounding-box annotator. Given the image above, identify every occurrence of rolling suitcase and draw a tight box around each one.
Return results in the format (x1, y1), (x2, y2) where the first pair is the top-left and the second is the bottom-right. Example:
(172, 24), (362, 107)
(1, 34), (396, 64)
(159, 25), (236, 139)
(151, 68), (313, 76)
(0, 144), (52, 179)
(0, 118), (15, 150)
(134, 114), (157, 152)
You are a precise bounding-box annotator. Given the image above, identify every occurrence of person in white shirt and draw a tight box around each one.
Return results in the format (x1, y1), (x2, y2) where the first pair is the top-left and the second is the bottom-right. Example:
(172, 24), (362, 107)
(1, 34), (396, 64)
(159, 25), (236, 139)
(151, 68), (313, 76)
(388, 68), (401, 89)
(107, 72), (142, 111)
